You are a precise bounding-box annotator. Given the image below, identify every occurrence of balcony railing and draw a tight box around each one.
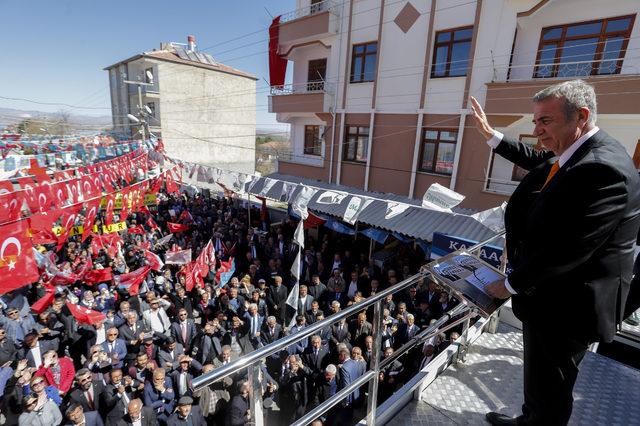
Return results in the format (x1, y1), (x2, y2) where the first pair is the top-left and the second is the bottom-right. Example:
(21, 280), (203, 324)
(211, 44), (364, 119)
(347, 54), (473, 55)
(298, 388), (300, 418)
(280, 0), (333, 23)
(192, 233), (506, 426)
(270, 80), (333, 95)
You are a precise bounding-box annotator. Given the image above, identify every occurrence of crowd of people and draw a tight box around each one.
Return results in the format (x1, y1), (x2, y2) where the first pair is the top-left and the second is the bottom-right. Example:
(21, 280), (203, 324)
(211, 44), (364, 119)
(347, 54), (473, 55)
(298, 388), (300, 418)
(0, 187), (465, 426)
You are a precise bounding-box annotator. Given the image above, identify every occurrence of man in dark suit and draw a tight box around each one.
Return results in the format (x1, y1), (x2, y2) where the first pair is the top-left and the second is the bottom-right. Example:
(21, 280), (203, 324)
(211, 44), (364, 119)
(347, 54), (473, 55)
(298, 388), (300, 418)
(68, 368), (107, 416)
(118, 311), (149, 365)
(65, 403), (104, 426)
(470, 79), (640, 425)
(301, 335), (329, 380)
(227, 381), (251, 426)
(170, 355), (203, 398)
(330, 319), (351, 353)
(266, 276), (288, 324)
(157, 337), (185, 372)
(101, 327), (128, 369)
(260, 316), (284, 346)
(21, 332), (55, 368)
(102, 368), (135, 426)
(167, 396), (207, 426)
(348, 312), (372, 349)
(170, 308), (197, 354)
(117, 399), (157, 426)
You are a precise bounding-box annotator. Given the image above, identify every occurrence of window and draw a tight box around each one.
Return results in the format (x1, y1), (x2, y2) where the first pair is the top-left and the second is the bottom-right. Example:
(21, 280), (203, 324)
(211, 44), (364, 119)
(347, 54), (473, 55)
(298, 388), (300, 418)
(512, 135), (544, 181)
(534, 14), (635, 78)
(307, 58), (327, 91)
(419, 129), (457, 174)
(431, 26), (473, 78)
(343, 126), (369, 162)
(146, 102), (156, 118)
(304, 125), (322, 156)
(310, 0), (325, 14)
(350, 42), (378, 83)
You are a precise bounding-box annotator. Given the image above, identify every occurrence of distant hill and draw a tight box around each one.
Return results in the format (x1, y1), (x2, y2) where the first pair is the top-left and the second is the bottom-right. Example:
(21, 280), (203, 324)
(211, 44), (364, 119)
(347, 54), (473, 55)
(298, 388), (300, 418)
(0, 107), (112, 127)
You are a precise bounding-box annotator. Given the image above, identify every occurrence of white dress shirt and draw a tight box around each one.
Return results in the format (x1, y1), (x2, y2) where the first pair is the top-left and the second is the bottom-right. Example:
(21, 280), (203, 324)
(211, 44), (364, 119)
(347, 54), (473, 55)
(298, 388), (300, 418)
(486, 126), (600, 294)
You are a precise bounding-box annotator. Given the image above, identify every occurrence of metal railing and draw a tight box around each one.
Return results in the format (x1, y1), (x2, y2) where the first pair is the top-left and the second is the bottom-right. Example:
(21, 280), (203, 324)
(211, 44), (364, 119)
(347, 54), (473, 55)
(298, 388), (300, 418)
(270, 80), (334, 96)
(280, 0), (333, 23)
(192, 232), (506, 425)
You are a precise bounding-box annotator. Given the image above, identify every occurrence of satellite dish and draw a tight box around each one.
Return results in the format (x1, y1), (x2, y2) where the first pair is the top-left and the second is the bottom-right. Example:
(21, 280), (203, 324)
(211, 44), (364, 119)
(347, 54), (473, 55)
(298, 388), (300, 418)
(146, 70), (154, 83)
(144, 105), (153, 115)
(127, 114), (140, 123)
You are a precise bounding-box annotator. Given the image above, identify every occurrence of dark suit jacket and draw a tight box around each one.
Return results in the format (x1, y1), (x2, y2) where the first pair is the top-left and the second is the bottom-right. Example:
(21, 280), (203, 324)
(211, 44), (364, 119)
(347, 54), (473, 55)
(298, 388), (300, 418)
(495, 130), (640, 342)
(170, 319), (198, 352)
(68, 381), (107, 415)
(266, 285), (288, 323)
(116, 406), (157, 426)
(64, 410), (104, 426)
(301, 346), (329, 376)
(102, 383), (134, 426)
(157, 343), (185, 371)
(166, 405), (206, 426)
(227, 394), (250, 426)
(260, 323), (284, 346)
(118, 321), (149, 360)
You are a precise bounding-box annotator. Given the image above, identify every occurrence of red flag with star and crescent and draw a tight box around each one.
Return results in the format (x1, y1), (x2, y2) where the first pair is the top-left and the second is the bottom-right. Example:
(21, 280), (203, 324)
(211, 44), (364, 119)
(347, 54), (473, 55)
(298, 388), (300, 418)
(167, 222), (190, 233)
(81, 197), (102, 242)
(0, 191), (23, 224)
(57, 204), (83, 250)
(0, 220), (39, 294)
(65, 302), (106, 326)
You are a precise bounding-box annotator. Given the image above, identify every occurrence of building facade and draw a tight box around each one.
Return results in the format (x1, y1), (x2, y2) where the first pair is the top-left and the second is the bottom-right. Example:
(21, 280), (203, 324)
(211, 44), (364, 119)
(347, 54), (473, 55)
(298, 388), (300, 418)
(106, 37), (258, 174)
(270, 0), (640, 210)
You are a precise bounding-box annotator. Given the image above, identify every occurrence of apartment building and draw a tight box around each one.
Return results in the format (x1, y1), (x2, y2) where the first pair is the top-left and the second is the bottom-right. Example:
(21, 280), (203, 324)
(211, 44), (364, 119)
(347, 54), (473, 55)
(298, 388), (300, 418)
(106, 36), (258, 174)
(269, 0), (640, 210)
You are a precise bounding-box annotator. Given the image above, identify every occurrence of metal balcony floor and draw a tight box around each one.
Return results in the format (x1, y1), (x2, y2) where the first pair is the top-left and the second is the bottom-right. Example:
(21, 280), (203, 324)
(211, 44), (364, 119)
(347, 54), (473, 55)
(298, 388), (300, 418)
(394, 323), (640, 425)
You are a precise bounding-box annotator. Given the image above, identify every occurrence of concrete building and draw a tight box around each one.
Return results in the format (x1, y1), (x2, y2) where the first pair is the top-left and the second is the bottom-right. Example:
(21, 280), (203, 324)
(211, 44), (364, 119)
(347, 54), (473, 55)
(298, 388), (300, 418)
(270, 0), (640, 210)
(105, 36), (258, 174)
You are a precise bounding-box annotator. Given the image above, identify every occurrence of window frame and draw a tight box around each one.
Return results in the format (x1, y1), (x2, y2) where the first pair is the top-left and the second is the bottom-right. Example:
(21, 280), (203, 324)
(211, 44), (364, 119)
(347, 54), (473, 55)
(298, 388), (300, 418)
(533, 14), (636, 78)
(303, 125), (322, 156)
(343, 125), (370, 162)
(430, 25), (474, 78)
(350, 42), (378, 83)
(418, 128), (458, 175)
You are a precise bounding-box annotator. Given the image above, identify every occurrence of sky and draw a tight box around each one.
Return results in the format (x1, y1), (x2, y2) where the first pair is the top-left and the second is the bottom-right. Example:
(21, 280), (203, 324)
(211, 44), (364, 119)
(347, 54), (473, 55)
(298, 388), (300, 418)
(0, 0), (294, 131)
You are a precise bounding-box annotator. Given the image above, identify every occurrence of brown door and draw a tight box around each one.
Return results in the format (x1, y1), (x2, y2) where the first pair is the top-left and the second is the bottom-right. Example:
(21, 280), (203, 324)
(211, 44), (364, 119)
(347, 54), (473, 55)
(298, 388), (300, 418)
(307, 58), (327, 91)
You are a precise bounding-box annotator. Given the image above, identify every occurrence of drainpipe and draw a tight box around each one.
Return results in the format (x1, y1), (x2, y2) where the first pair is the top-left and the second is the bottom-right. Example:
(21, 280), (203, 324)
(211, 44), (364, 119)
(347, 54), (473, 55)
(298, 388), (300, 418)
(336, 110), (346, 185)
(449, 109), (469, 191)
(328, 0), (345, 184)
(408, 110), (424, 198)
(363, 109), (375, 191)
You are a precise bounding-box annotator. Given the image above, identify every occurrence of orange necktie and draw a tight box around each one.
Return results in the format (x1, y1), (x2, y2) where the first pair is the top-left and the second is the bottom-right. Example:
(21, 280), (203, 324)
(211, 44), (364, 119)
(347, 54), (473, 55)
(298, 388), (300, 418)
(542, 161), (559, 189)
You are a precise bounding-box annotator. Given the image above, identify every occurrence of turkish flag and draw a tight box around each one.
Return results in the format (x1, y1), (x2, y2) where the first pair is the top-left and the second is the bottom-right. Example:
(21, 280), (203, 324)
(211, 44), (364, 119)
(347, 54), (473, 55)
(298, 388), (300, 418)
(50, 181), (69, 208)
(146, 217), (159, 230)
(0, 180), (14, 193)
(118, 265), (151, 295)
(178, 210), (194, 223)
(65, 302), (106, 326)
(180, 262), (201, 292)
(31, 284), (55, 314)
(84, 267), (113, 284)
(128, 225), (146, 235)
(120, 189), (130, 223)
(144, 250), (164, 271)
(81, 198), (102, 242)
(57, 204), (83, 250)
(65, 178), (81, 204)
(195, 240), (214, 278)
(80, 175), (97, 200)
(139, 205), (151, 216)
(100, 173), (115, 193)
(0, 191), (23, 223)
(104, 194), (116, 226)
(28, 210), (63, 245)
(32, 184), (54, 214)
(167, 222), (189, 233)
(149, 176), (163, 194)
(0, 220), (39, 294)
(165, 172), (179, 194)
(91, 173), (104, 195)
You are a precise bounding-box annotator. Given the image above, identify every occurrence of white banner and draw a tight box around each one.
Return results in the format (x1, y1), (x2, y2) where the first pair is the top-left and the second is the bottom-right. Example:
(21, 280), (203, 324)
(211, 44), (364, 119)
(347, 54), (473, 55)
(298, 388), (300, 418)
(280, 182), (296, 202)
(316, 190), (348, 205)
(385, 202), (411, 220)
(293, 220), (305, 248)
(422, 183), (465, 211)
(291, 186), (318, 220)
(259, 178), (278, 197)
(343, 196), (373, 225)
(471, 202), (507, 232)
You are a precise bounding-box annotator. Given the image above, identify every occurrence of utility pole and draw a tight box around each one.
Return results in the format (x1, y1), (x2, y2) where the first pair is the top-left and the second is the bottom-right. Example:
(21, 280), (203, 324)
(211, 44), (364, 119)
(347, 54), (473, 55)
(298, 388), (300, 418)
(123, 70), (154, 141)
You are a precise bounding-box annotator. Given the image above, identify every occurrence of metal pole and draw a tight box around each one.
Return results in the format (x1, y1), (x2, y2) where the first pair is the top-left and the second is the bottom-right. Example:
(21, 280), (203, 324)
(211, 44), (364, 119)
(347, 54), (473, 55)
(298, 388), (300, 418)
(247, 193), (252, 229)
(368, 238), (374, 260)
(248, 364), (264, 426)
(366, 300), (383, 426)
(137, 85), (146, 142)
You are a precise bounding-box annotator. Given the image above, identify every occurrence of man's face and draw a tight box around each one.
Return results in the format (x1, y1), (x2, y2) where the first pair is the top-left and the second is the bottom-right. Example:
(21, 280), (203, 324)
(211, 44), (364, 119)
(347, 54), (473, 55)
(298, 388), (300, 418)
(153, 373), (165, 387)
(324, 371), (335, 381)
(120, 303), (130, 314)
(300, 287), (307, 297)
(68, 406), (84, 424)
(222, 350), (231, 362)
(107, 330), (118, 342)
(111, 370), (122, 385)
(128, 403), (141, 420)
(532, 97), (585, 155)
(178, 311), (188, 321)
(78, 373), (92, 390)
(311, 338), (321, 349)
(137, 355), (148, 368)
(178, 404), (192, 418)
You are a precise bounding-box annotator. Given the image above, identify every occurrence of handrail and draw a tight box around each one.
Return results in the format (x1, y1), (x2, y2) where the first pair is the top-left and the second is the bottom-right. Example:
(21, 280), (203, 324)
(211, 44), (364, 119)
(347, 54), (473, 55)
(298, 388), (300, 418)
(192, 231), (506, 425)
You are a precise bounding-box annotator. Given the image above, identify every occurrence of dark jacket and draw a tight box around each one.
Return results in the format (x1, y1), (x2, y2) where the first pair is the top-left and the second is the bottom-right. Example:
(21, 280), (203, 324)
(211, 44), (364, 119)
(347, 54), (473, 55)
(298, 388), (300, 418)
(495, 130), (640, 342)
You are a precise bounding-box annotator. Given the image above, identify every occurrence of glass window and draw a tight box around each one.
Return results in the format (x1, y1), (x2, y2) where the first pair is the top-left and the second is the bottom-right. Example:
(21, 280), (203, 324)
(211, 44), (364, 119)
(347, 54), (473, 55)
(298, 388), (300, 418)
(304, 125), (322, 156)
(343, 126), (370, 162)
(534, 14), (634, 78)
(350, 42), (378, 83)
(431, 26), (473, 78)
(419, 129), (458, 175)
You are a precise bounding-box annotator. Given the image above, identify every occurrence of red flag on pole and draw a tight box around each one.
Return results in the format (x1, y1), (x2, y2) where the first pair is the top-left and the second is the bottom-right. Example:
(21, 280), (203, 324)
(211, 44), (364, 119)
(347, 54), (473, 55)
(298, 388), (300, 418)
(31, 284), (56, 314)
(128, 225), (146, 235)
(0, 220), (39, 294)
(84, 268), (113, 284)
(0, 191), (24, 223)
(146, 217), (159, 230)
(167, 222), (190, 233)
(81, 198), (102, 242)
(118, 265), (151, 296)
(65, 302), (106, 325)
(104, 194), (116, 226)
(144, 250), (164, 271)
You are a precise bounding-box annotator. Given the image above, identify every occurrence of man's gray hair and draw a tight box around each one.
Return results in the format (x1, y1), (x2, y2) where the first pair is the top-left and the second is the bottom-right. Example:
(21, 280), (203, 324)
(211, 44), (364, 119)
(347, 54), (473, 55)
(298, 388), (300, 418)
(325, 364), (337, 374)
(533, 79), (597, 125)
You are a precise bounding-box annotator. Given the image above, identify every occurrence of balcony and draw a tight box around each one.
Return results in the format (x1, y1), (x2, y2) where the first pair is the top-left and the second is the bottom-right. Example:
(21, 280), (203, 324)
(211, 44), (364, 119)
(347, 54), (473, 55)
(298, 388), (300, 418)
(484, 73), (640, 115)
(269, 80), (334, 114)
(278, 0), (336, 48)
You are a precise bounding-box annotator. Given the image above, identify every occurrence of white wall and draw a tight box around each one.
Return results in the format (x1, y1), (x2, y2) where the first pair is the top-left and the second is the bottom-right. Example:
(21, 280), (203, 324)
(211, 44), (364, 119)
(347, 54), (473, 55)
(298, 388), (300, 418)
(155, 60), (256, 174)
(290, 117), (326, 167)
(509, 0), (640, 81)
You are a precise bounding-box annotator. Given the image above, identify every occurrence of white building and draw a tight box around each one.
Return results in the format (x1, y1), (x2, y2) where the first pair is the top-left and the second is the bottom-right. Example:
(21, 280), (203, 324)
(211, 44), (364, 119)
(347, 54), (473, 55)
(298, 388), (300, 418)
(270, 0), (640, 210)
(105, 36), (258, 174)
